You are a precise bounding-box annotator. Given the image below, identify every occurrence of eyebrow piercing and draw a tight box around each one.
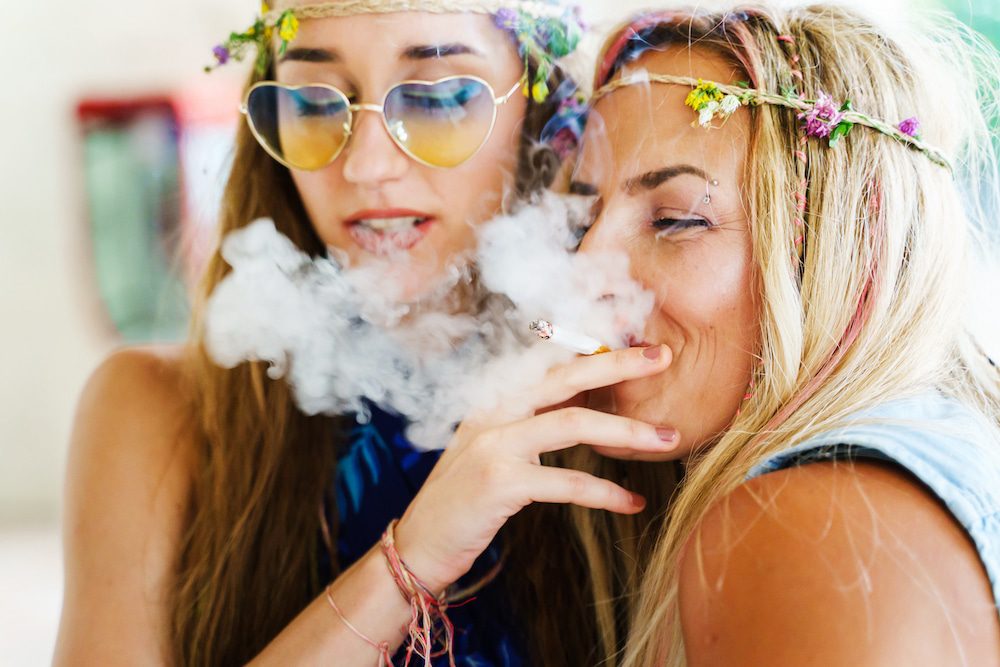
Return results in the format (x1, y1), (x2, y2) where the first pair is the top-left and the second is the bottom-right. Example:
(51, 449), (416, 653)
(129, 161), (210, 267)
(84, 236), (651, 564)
(703, 178), (720, 204)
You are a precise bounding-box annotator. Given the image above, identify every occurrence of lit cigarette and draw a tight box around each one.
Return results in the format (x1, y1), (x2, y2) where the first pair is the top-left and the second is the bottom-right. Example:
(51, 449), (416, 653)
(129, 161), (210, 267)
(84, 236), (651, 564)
(529, 319), (611, 355)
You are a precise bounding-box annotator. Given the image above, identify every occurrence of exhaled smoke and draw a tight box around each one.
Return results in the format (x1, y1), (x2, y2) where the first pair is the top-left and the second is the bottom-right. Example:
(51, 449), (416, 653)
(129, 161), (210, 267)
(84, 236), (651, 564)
(204, 192), (654, 449)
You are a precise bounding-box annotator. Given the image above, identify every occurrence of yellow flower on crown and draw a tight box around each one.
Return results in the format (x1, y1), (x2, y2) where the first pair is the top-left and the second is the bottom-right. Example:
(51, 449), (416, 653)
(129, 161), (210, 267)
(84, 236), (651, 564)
(279, 12), (300, 42)
(684, 79), (724, 112)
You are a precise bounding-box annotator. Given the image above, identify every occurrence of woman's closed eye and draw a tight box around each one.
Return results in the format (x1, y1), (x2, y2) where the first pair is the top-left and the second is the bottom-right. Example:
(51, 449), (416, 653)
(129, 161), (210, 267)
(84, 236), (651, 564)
(652, 216), (712, 238)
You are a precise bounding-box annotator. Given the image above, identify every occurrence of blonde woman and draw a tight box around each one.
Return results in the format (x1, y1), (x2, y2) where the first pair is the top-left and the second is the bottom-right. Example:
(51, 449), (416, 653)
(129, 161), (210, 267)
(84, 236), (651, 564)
(505, 5), (1000, 665)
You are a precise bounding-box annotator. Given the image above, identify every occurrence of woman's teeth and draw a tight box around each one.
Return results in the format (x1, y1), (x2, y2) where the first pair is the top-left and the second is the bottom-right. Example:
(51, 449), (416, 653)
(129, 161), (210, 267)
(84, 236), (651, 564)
(348, 217), (432, 255)
(356, 216), (426, 232)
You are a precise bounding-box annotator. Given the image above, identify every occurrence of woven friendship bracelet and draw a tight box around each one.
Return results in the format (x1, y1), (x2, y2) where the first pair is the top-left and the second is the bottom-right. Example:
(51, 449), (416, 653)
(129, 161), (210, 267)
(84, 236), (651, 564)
(324, 585), (395, 666)
(381, 519), (457, 667)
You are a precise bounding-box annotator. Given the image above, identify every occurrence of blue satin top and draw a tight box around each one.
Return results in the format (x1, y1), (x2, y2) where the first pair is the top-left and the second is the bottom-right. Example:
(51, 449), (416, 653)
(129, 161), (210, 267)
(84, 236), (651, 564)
(321, 405), (526, 666)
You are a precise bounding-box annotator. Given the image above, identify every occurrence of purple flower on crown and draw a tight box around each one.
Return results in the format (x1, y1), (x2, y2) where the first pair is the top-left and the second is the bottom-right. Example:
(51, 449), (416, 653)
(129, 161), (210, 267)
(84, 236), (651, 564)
(494, 8), (519, 31)
(897, 117), (921, 138)
(798, 92), (845, 139)
(212, 45), (230, 65)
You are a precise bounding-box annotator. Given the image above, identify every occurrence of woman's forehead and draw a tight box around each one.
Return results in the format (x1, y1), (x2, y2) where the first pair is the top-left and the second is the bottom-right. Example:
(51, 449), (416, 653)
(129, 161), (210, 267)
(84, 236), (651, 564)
(289, 11), (505, 51)
(576, 47), (749, 186)
(277, 12), (515, 82)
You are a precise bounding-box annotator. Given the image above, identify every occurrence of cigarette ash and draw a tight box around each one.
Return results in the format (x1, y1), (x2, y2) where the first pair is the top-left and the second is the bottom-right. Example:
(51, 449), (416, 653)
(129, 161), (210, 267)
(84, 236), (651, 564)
(203, 193), (654, 449)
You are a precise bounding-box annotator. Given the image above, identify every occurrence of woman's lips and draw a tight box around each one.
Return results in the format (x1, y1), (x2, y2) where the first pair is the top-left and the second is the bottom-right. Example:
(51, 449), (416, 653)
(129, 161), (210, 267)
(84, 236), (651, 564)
(343, 209), (436, 256)
(625, 334), (653, 348)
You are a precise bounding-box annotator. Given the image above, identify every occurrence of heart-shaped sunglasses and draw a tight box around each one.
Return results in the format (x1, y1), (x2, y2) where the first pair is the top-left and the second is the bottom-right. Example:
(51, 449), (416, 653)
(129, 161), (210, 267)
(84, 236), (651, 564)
(240, 74), (525, 171)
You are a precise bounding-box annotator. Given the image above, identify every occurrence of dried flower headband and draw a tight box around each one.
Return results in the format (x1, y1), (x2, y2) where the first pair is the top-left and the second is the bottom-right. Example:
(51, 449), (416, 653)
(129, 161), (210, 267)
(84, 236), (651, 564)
(206, 0), (583, 104)
(591, 73), (952, 170)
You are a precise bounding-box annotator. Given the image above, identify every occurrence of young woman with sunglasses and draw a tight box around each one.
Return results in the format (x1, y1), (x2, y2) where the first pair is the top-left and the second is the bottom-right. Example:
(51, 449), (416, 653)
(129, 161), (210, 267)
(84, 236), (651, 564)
(53, 1), (688, 665)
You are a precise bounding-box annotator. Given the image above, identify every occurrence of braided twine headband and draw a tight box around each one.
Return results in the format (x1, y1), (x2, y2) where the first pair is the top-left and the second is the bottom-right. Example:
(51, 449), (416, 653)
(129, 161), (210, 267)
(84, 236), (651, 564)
(208, 0), (583, 101)
(265, 0), (568, 20)
(592, 73), (953, 171)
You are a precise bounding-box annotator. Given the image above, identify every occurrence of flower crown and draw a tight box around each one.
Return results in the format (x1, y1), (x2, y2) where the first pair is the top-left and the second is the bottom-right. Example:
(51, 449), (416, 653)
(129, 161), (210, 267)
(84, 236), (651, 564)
(591, 73), (951, 170)
(206, 0), (583, 103)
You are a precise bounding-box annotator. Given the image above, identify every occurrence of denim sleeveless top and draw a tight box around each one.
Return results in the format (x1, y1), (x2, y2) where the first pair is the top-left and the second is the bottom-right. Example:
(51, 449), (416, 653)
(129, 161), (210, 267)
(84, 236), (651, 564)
(320, 404), (526, 666)
(746, 392), (1000, 612)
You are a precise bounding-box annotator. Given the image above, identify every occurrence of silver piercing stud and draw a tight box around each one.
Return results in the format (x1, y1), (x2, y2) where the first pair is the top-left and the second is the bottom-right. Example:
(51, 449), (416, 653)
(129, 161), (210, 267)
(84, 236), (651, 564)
(710, 179), (720, 186)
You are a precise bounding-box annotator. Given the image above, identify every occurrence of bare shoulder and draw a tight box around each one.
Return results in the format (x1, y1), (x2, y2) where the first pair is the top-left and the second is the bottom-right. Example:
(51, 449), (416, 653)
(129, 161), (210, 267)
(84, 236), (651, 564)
(80, 343), (188, 411)
(65, 344), (195, 497)
(55, 344), (198, 665)
(678, 460), (1000, 666)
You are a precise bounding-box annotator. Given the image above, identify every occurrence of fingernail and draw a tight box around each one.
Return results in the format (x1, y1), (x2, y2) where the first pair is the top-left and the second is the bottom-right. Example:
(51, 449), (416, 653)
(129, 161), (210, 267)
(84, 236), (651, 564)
(656, 427), (678, 443)
(631, 492), (647, 508)
(642, 345), (662, 361)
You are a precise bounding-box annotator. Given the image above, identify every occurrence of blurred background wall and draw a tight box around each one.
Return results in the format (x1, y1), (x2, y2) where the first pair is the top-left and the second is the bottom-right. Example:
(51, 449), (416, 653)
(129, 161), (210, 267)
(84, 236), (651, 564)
(0, 0), (995, 662)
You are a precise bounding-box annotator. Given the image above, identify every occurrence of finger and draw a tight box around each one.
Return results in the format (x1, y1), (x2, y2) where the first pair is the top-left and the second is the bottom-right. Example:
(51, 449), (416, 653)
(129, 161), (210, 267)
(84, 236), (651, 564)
(518, 465), (647, 514)
(527, 345), (672, 411)
(483, 406), (680, 458)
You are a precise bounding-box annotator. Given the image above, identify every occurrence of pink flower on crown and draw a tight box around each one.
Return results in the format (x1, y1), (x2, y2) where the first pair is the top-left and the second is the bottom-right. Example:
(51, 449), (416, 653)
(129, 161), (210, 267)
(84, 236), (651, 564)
(798, 92), (845, 139)
(897, 117), (921, 138)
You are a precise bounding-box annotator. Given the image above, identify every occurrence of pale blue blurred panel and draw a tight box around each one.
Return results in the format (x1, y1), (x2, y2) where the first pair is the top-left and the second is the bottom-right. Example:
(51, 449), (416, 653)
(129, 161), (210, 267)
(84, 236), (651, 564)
(80, 103), (189, 342)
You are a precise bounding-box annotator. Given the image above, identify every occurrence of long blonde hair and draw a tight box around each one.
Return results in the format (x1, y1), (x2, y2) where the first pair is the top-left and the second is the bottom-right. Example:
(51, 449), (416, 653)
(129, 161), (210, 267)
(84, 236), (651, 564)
(503, 5), (1000, 666)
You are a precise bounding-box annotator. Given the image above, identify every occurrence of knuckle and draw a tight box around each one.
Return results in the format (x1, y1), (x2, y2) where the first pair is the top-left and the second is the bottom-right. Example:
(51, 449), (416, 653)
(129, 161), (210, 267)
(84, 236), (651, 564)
(559, 407), (586, 431)
(627, 419), (644, 442)
(551, 365), (583, 396)
(597, 480), (624, 506)
(564, 471), (589, 497)
(614, 350), (632, 372)
(471, 428), (500, 454)
(478, 459), (509, 491)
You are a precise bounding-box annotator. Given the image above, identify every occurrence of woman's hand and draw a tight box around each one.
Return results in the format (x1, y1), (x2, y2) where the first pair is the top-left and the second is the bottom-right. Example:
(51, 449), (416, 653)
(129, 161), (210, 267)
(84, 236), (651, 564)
(394, 344), (678, 593)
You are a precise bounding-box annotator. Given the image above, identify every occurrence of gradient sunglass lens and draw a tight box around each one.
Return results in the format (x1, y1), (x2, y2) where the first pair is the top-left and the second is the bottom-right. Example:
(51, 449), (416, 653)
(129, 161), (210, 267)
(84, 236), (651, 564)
(383, 77), (497, 168)
(246, 84), (351, 171)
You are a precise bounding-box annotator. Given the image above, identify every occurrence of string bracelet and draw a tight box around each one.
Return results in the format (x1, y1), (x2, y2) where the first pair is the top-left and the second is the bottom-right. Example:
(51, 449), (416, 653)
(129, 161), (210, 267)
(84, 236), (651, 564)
(324, 584), (394, 666)
(381, 519), (458, 667)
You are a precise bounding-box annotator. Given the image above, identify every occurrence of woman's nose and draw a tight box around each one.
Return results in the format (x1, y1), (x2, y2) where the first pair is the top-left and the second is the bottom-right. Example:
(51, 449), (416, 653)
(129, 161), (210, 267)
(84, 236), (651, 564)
(341, 109), (410, 185)
(577, 213), (617, 255)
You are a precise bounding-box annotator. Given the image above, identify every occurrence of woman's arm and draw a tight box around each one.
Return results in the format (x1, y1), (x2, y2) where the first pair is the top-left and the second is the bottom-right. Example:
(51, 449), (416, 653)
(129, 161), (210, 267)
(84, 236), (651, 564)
(678, 460), (1000, 666)
(54, 347), (195, 664)
(55, 344), (680, 665)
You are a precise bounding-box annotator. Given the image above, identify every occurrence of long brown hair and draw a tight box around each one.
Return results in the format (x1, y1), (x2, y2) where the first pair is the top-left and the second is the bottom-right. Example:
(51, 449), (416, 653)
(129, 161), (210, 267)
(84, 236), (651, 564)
(169, 28), (570, 666)
(512, 5), (1000, 666)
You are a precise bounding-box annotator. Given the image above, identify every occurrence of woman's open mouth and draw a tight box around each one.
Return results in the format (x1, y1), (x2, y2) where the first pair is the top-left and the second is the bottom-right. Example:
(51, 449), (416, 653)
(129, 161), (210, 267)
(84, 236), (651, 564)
(345, 210), (436, 256)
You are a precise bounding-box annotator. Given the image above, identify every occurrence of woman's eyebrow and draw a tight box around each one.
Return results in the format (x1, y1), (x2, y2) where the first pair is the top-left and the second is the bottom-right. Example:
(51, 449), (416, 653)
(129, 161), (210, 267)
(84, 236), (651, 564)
(402, 43), (483, 59)
(623, 165), (711, 194)
(280, 47), (340, 63)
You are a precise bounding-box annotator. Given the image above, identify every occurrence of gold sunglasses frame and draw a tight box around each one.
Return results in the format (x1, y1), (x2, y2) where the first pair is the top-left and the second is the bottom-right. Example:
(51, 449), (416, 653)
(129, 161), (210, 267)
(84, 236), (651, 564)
(239, 74), (526, 171)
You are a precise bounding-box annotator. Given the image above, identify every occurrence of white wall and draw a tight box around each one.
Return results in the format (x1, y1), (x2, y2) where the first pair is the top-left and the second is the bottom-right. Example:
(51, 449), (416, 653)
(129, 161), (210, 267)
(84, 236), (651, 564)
(0, 0), (250, 525)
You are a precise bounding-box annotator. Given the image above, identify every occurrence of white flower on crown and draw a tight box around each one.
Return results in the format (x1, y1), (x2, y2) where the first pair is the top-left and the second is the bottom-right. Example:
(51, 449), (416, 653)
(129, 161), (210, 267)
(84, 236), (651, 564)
(699, 101), (721, 127)
(721, 94), (741, 115)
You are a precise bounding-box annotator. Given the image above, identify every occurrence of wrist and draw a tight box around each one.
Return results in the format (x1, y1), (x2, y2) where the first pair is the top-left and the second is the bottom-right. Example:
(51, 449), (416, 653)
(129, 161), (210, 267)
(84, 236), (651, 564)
(388, 517), (453, 596)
